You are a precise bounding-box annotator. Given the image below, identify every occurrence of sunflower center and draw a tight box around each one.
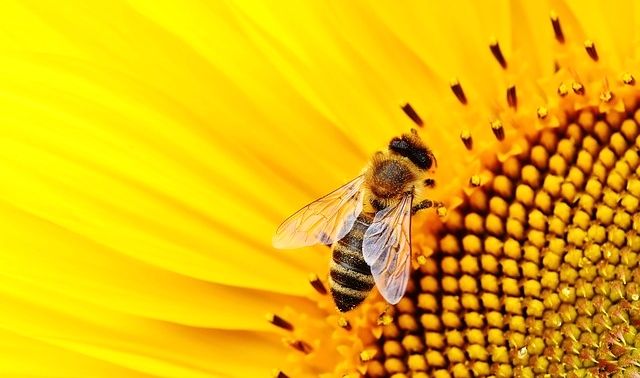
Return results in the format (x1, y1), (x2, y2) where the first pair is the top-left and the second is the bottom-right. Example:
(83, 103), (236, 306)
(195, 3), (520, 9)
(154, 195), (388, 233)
(362, 105), (640, 377)
(270, 11), (640, 378)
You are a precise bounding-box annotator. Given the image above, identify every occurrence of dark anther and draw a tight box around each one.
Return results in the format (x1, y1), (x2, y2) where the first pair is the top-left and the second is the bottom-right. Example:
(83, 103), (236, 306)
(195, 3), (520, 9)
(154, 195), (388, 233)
(424, 178), (436, 188)
(309, 274), (327, 295)
(460, 129), (473, 150)
(550, 11), (565, 43)
(401, 103), (424, 127)
(272, 371), (289, 378)
(267, 313), (294, 331)
(585, 40), (598, 61)
(558, 83), (569, 97)
(537, 107), (548, 119)
(338, 317), (352, 331)
(572, 82), (585, 95)
(506, 85), (517, 109)
(287, 339), (313, 354)
(491, 120), (505, 141)
(450, 79), (467, 105)
(623, 73), (636, 85)
(489, 40), (507, 69)
(600, 90), (613, 103)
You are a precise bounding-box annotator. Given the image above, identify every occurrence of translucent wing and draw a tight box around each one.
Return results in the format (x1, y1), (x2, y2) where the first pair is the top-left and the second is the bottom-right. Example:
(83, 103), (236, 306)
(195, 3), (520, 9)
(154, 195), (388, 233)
(272, 175), (365, 249)
(362, 193), (412, 304)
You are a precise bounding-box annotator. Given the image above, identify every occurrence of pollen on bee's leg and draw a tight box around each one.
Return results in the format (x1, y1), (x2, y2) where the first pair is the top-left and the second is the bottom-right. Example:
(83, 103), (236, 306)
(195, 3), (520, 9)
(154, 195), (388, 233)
(490, 120), (505, 141)
(308, 273), (327, 295)
(489, 39), (507, 69)
(550, 11), (565, 43)
(266, 313), (294, 331)
(460, 128), (473, 150)
(401, 103), (424, 127)
(506, 85), (517, 109)
(285, 338), (313, 354)
(584, 40), (599, 61)
(412, 199), (438, 214)
(450, 78), (467, 105)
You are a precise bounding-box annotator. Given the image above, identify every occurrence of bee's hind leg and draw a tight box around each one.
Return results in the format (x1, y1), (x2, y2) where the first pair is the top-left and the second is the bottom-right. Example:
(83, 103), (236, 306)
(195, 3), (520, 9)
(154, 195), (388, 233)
(411, 199), (443, 215)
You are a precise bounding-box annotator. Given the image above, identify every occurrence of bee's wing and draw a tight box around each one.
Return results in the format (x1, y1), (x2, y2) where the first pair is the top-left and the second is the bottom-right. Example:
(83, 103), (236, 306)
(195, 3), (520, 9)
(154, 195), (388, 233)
(272, 175), (365, 249)
(362, 193), (412, 304)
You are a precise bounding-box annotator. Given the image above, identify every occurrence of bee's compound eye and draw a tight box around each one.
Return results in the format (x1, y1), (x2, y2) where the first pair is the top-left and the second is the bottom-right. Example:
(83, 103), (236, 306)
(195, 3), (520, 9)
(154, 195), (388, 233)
(411, 151), (433, 169)
(389, 137), (433, 170)
(389, 137), (410, 153)
(409, 149), (432, 170)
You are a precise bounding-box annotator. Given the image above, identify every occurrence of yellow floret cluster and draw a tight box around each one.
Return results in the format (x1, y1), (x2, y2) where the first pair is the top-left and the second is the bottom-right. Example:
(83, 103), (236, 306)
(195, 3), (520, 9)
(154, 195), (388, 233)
(363, 108), (640, 378)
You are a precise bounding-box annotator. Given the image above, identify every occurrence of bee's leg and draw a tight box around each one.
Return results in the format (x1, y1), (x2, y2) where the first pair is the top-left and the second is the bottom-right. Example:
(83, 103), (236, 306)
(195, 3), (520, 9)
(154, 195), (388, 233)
(411, 199), (443, 214)
(424, 178), (436, 188)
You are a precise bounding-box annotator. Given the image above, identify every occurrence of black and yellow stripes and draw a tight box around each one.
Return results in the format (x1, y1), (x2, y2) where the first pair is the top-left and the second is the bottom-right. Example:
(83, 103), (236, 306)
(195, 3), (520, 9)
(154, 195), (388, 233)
(329, 214), (375, 312)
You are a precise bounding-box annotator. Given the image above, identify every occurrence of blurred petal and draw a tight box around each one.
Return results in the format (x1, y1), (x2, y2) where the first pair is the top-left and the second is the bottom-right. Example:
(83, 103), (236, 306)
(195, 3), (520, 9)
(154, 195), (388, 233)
(0, 1), (638, 377)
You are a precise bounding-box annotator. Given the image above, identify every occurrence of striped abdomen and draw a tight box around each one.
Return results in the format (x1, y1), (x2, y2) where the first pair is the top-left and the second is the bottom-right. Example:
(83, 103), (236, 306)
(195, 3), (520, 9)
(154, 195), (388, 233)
(329, 213), (375, 312)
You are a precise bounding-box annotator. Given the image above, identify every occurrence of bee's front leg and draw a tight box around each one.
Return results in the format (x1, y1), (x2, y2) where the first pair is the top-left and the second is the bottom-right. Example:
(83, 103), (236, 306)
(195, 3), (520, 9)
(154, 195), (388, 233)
(411, 199), (443, 215)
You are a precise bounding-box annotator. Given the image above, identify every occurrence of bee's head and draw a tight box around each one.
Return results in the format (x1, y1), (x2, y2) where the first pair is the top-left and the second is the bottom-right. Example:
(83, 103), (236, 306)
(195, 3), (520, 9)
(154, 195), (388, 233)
(388, 131), (436, 170)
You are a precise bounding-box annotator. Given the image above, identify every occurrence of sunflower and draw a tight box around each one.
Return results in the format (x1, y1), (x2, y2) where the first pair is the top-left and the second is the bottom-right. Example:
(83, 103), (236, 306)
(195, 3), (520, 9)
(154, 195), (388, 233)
(0, 1), (638, 378)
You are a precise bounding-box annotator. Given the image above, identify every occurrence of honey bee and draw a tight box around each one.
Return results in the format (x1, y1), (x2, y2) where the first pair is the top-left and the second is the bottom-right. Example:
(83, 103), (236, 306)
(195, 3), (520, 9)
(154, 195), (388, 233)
(273, 130), (443, 312)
